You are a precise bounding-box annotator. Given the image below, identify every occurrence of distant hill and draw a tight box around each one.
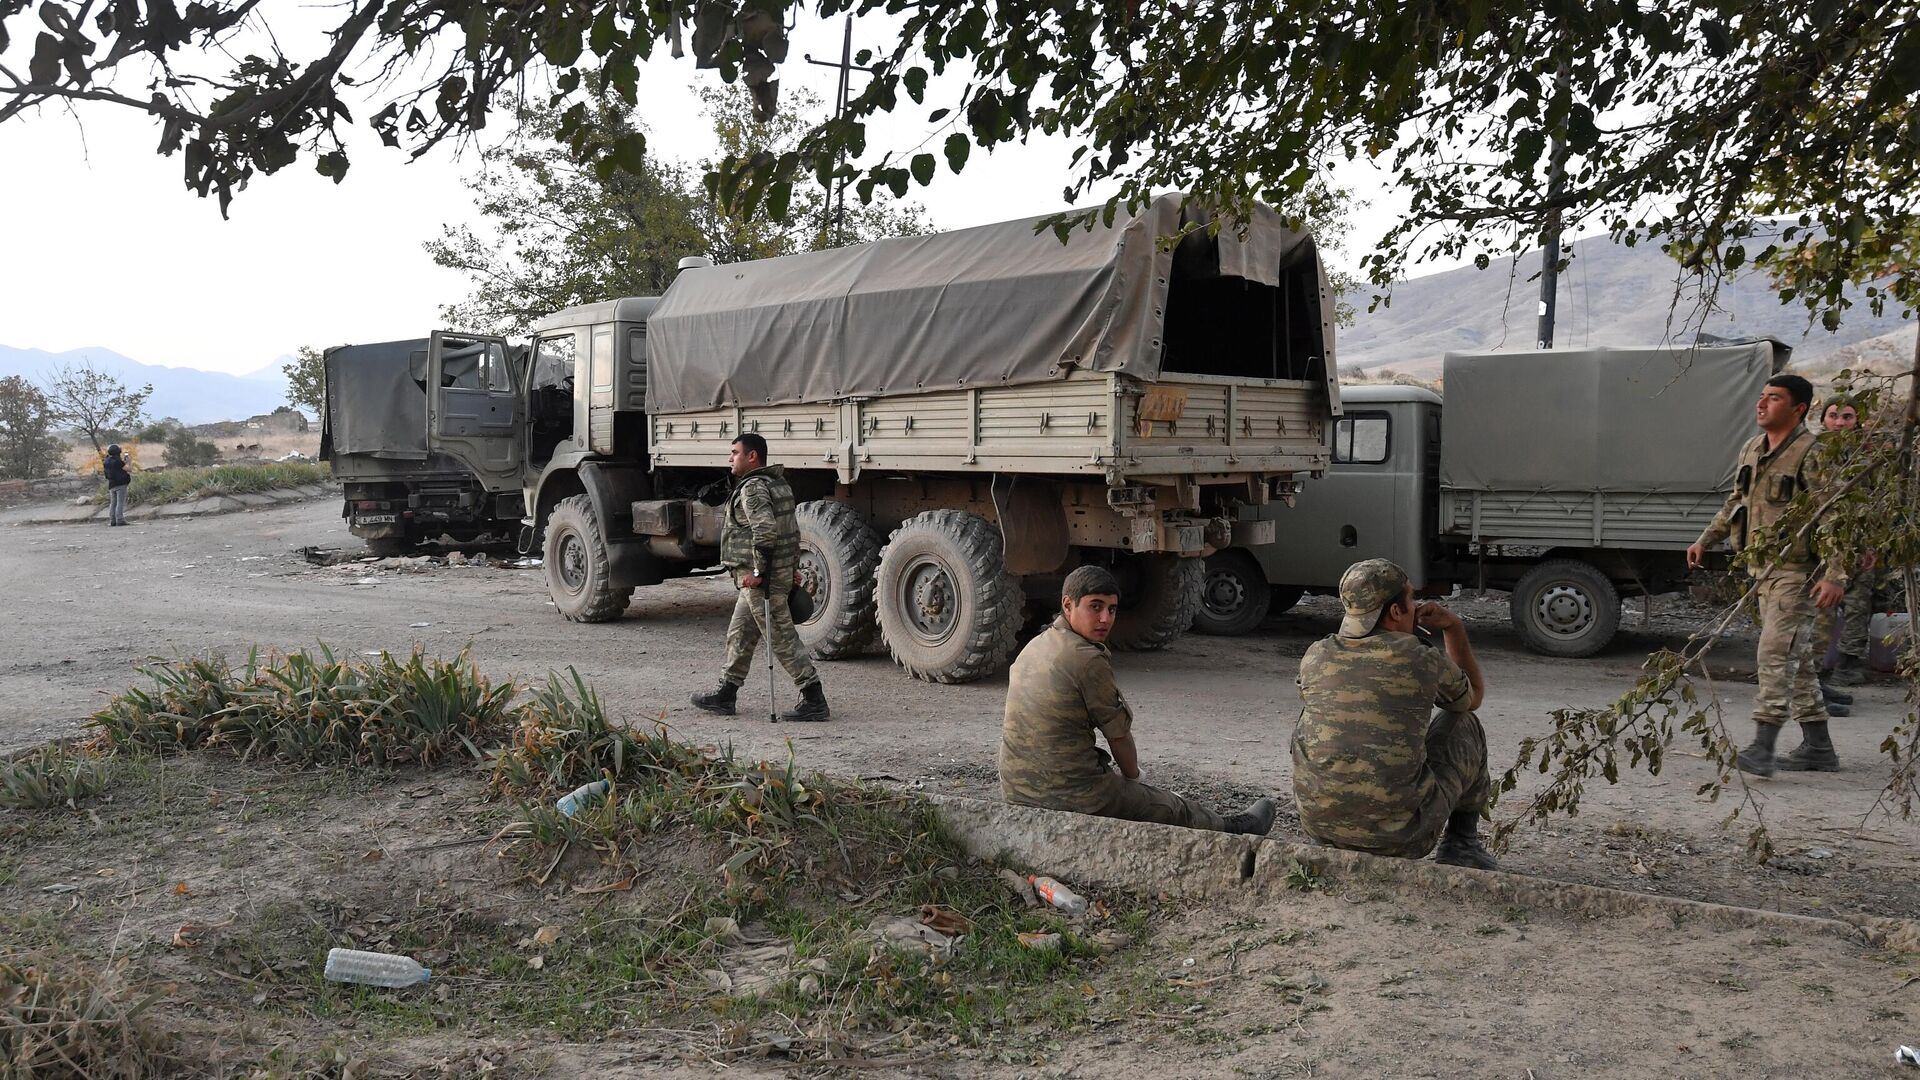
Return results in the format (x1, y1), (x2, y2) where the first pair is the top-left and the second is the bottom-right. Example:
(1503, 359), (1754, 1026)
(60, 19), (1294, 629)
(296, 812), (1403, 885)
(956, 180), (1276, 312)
(0, 345), (295, 425)
(1340, 237), (1913, 377)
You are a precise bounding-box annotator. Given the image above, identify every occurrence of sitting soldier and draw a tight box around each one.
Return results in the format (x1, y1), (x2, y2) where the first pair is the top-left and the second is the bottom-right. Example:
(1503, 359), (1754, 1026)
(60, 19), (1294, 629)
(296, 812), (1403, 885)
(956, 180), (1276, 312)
(999, 565), (1277, 835)
(1291, 558), (1498, 870)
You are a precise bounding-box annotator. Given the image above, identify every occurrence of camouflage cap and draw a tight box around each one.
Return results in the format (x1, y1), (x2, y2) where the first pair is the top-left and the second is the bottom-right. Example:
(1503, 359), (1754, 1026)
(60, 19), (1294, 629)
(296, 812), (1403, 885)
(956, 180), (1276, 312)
(1337, 558), (1410, 638)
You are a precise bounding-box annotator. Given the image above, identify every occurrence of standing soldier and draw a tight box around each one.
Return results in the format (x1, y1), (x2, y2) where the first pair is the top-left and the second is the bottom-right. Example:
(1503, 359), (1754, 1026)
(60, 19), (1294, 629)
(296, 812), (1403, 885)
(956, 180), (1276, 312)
(1292, 558), (1499, 870)
(690, 434), (832, 722)
(999, 565), (1278, 834)
(1812, 395), (1875, 695)
(1687, 375), (1847, 775)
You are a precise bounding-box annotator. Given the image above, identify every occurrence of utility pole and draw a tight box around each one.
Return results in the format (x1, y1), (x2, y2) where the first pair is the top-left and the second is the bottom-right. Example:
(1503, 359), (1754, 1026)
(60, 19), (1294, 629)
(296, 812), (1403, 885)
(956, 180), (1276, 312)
(1537, 59), (1570, 350)
(802, 17), (879, 247)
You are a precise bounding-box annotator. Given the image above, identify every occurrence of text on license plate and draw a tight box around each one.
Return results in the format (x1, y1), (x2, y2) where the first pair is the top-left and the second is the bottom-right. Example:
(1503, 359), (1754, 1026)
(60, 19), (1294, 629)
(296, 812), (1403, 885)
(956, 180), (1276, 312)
(357, 514), (398, 524)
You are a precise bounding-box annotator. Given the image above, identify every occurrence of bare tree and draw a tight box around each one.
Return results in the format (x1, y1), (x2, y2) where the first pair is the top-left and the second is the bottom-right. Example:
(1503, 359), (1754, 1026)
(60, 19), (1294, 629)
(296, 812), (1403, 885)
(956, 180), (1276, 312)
(41, 362), (152, 463)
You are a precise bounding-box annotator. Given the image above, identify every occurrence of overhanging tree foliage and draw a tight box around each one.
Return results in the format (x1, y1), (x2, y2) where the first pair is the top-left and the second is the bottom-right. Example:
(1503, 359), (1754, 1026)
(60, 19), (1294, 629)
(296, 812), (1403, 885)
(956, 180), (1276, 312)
(2, 2), (1912, 325)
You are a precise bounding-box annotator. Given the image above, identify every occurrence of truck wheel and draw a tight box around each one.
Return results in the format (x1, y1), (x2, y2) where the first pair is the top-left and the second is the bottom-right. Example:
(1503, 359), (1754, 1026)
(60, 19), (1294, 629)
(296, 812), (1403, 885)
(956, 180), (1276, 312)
(876, 510), (1024, 683)
(1191, 550), (1272, 636)
(794, 500), (882, 659)
(1509, 558), (1620, 658)
(1269, 585), (1305, 615)
(365, 536), (412, 558)
(543, 495), (633, 623)
(1108, 553), (1205, 651)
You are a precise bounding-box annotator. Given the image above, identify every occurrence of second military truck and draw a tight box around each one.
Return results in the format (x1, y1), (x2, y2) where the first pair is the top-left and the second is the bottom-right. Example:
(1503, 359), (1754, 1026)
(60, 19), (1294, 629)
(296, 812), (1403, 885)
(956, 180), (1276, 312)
(422, 195), (1342, 682)
(1191, 341), (1787, 656)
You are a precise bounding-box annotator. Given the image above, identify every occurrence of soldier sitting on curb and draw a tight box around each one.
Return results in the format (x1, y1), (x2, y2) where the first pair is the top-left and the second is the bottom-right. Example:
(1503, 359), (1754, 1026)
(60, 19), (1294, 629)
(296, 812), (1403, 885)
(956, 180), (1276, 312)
(1291, 558), (1499, 870)
(999, 565), (1278, 835)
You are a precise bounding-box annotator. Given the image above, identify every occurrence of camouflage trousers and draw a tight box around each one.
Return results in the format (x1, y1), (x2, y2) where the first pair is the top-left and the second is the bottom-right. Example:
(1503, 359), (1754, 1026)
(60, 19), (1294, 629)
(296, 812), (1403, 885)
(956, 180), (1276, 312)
(1751, 570), (1825, 727)
(1812, 568), (1883, 664)
(1005, 771), (1228, 833)
(1299, 709), (1490, 860)
(721, 585), (819, 690)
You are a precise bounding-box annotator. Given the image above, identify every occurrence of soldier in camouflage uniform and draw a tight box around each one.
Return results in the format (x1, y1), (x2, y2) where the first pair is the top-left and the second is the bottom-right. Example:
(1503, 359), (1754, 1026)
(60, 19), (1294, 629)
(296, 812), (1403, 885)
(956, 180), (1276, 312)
(690, 433), (831, 722)
(1812, 395), (1875, 694)
(1688, 375), (1847, 775)
(1291, 558), (1498, 870)
(999, 565), (1278, 834)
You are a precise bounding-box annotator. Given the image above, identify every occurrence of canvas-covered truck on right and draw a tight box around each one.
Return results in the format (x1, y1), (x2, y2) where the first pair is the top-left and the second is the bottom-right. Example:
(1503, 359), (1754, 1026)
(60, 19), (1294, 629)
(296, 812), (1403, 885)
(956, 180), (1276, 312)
(1191, 341), (1788, 656)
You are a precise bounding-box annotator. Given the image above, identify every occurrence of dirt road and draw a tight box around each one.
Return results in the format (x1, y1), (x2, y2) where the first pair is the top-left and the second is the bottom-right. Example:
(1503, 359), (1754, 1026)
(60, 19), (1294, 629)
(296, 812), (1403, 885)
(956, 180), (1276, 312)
(6, 500), (1918, 920)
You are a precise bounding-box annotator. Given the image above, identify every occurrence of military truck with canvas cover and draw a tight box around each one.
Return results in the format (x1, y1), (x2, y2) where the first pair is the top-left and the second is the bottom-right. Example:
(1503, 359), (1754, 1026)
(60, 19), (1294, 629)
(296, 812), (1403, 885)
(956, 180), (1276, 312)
(422, 194), (1342, 682)
(319, 338), (525, 556)
(1190, 342), (1786, 656)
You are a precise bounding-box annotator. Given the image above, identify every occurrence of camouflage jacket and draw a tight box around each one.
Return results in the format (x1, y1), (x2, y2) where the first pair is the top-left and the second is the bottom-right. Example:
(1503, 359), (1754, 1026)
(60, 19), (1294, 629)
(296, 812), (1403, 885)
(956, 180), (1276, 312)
(999, 616), (1133, 811)
(720, 465), (798, 582)
(1696, 427), (1845, 585)
(1291, 631), (1472, 851)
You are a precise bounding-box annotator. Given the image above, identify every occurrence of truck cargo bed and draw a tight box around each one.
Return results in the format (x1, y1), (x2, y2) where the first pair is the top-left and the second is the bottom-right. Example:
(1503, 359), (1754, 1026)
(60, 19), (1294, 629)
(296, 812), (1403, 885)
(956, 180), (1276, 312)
(648, 370), (1330, 485)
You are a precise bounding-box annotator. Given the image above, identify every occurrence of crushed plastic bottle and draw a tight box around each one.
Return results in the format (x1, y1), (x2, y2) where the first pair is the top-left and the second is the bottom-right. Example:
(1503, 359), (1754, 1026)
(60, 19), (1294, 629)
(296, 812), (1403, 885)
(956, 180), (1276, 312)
(1027, 874), (1088, 914)
(555, 779), (611, 817)
(323, 948), (430, 988)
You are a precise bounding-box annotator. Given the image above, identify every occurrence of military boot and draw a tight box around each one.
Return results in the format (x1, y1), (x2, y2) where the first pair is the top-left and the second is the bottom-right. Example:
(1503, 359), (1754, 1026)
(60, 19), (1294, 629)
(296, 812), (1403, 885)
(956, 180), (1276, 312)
(1776, 720), (1841, 772)
(778, 681), (831, 722)
(1735, 721), (1782, 778)
(1433, 810), (1499, 871)
(690, 682), (739, 715)
(1221, 797), (1278, 836)
(1819, 680), (1854, 707)
(1829, 654), (1868, 687)
(1823, 698), (1852, 718)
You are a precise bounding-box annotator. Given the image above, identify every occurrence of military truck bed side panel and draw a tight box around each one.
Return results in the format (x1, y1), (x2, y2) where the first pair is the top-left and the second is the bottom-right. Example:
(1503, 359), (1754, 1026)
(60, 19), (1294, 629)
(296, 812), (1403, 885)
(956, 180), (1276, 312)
(1118, 374), (1330, 472)
(646, 371), (1329, 480)
(1438, 488), (1726, 549)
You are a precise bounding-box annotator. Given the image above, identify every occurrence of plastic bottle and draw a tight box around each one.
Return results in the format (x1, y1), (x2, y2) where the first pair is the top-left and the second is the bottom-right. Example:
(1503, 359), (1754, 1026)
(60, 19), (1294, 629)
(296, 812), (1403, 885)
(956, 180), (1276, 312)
(323, 948), (430, 988)
(555, 779), (611, 817)
(1027, 874), (1088, 914)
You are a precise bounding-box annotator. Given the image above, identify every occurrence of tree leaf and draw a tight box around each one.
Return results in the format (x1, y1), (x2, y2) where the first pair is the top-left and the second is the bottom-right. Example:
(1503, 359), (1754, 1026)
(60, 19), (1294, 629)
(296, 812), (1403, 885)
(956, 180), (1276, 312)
(944, 133), (970, 173)
(910, 152), (935, 186)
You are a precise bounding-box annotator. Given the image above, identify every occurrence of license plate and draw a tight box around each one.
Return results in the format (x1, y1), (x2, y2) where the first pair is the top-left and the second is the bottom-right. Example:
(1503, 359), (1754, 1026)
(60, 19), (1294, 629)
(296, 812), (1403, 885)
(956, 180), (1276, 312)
(357, 514), (398, 524)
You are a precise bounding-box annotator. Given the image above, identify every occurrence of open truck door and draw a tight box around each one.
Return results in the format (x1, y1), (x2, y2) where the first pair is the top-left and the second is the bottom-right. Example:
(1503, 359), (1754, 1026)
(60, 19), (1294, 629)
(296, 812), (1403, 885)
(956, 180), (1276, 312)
(425, 331), (523, 494)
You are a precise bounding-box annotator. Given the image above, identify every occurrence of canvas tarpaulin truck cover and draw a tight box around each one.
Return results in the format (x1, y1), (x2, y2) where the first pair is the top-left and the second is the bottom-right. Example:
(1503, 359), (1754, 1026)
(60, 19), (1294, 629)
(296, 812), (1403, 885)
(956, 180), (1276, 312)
(644, 193), (1324, 414)
(324, 339), (429, 459)
(1439, 343), (1786, 493)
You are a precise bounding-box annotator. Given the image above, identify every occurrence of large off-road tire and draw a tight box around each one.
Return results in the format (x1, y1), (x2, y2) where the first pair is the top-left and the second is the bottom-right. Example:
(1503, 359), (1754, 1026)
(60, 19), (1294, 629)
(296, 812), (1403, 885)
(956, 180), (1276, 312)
(1191, 549), (1272, 636)
(1108, 553), (1205, 651)
(1269, 584), (1305, 615)
(794, 500), (882, 659)
(1509, 558), (1620, 658)
(365, 535), (413, 558)
(875, 510), (1025, 683)
(543, 495), (633, 623)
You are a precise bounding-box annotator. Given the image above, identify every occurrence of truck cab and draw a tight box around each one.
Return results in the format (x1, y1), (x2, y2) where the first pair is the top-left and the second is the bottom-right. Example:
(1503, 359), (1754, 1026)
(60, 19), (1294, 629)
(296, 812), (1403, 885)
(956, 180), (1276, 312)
(1193, 384), (1441, 634)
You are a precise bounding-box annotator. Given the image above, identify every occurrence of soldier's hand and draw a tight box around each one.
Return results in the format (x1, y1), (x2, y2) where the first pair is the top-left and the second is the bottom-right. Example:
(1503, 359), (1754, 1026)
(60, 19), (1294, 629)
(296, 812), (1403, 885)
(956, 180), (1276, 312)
(740, 573), (764, 590)
(1810, 580), (1845, 609)
(1685, 542), (1706, 569)
(1414, 601), (1462, 633)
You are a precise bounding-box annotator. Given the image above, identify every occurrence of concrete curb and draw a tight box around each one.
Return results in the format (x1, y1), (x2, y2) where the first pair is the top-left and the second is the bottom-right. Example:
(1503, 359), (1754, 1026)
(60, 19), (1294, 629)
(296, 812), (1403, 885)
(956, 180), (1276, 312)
(0, 485), (336, 526)
(927, 794), (1920, 950)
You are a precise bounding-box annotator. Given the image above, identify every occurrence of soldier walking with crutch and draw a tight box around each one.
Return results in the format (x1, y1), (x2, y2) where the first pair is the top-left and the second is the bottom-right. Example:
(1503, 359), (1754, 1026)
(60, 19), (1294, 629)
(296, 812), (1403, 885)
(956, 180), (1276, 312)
(691, 433), (833, 722)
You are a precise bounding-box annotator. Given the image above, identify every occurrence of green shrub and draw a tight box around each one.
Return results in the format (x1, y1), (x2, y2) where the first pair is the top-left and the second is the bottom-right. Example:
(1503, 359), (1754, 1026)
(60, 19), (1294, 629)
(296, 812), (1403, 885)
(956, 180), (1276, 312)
(89, 647), (517, 769)
(99, 461), (330, 507)
(0, 745), (111, 810)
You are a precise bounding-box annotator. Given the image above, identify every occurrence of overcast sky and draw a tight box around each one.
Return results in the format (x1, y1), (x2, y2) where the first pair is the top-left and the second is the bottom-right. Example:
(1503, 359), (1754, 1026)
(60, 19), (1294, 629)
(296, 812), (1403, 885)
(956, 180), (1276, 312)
(0, 11), (1414, 377)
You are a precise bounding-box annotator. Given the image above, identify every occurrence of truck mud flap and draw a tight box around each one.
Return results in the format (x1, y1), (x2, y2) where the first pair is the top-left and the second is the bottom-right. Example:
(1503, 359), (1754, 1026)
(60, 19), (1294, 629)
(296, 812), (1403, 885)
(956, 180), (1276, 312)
(577, 461), (661, 589)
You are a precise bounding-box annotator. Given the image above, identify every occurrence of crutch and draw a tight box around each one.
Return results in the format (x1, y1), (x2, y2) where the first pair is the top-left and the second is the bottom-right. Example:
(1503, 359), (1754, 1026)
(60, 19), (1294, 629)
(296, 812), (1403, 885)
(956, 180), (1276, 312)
(764, 581), (779, 724)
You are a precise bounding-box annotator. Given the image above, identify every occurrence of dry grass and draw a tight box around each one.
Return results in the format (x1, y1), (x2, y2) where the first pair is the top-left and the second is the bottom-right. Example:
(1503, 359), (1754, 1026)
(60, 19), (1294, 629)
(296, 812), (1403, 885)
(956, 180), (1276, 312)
(0, 958), (183, 1079)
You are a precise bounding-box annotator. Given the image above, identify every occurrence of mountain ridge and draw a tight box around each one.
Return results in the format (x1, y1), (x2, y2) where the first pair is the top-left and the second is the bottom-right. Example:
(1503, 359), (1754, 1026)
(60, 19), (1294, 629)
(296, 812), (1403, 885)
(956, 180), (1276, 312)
(0, 344), (297, 425)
